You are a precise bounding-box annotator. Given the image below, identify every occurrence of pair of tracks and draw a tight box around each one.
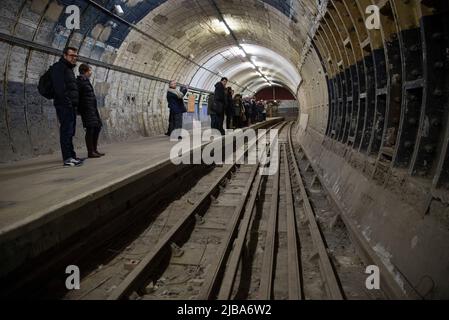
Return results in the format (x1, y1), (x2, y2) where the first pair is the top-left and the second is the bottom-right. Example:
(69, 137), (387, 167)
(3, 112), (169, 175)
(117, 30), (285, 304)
(96, 121), (344, 300)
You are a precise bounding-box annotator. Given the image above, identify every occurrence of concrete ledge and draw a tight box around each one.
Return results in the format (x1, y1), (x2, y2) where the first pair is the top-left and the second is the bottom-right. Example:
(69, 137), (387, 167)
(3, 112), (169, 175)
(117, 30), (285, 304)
(298, 128), (449, 299)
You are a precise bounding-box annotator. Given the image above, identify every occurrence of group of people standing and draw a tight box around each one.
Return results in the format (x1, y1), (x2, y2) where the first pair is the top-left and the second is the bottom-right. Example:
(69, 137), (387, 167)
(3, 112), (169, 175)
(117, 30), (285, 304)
(46, 48), (270, 168)
(42, 47), (104, 167)
(165, 76), (268, 137)
(208, 77), (267, 135)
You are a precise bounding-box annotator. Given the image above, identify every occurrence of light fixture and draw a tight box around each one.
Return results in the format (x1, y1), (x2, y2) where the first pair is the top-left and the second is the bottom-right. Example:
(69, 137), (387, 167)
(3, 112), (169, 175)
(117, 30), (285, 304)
(236, 47), (246, 57)
(113, 4), (124, 16)
(218, 21), (230, 35)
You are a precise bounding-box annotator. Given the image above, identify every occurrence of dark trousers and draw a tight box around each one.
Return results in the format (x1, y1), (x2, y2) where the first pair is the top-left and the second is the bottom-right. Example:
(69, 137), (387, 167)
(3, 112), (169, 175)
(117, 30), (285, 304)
(226, 114), (233, 129)
(167, 112), (183, 135)
(172, 113), (183, 130)
(166, 111), (173, 135)
(233, 116), (241, 129)
(211, 114), (225, 135)
(85, 126), (102, 155)
(220, 114), (225, 134)
(55, 105), (77, 161)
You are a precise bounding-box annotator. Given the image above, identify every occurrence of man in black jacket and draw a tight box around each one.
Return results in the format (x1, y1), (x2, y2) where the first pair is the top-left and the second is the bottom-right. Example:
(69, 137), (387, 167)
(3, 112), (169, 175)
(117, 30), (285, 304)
(211, 77), (228, 135)
(51, 47), (82, 167)
(77, 63), (104, 158)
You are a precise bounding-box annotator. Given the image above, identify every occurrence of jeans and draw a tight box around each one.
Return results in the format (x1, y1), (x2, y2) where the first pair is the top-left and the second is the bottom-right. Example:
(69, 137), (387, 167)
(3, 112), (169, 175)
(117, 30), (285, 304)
(55, 105), (77, 161)
(211, 114), (225, 135)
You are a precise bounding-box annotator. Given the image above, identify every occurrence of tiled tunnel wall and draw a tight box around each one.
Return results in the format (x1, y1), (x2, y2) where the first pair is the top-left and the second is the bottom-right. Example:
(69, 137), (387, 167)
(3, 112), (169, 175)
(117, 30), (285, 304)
(295, 0), (449, 298)
(0, 0), (182, 162)
(296, 0), (449, 191)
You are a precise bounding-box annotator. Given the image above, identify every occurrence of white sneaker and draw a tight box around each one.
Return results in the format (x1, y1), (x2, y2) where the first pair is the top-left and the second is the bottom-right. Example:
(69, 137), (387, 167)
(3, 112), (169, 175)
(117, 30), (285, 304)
(63, 158), (83, 167)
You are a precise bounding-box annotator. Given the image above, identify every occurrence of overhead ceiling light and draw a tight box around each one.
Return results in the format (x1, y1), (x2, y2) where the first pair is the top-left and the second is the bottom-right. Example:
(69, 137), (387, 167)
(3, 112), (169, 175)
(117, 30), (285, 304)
(218, 21), (230, 35)
(236, 47), (246, 57)
(113, 5), (124, 16)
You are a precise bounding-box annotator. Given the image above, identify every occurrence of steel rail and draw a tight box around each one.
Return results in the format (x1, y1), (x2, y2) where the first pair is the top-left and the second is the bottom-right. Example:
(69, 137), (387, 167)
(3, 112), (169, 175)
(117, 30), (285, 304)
(215, 166), (263, 300)
(282, 140), (302, 300)
(257, 141), (280, 299)
(287, 123), (344, 300)
(214, 122), (288, 300)
(198, 122), (285, 300)
(108, 122), (282, 299)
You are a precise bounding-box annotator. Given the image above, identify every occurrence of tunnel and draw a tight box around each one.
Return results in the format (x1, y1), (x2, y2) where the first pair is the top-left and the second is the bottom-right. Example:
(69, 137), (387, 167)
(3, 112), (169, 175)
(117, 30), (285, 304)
(0, 0), (448, 301)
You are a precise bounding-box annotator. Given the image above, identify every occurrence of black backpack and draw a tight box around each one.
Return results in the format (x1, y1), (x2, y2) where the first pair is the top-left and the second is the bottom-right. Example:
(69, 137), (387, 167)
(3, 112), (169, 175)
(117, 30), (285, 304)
(38, 66), (54, 99)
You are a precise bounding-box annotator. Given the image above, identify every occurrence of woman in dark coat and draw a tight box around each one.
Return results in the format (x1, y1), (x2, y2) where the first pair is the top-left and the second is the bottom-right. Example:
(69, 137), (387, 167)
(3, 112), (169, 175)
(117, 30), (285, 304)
(225, 87), (234, 129)
(233, 94), (243, 128)
(77, 64), (104, 158)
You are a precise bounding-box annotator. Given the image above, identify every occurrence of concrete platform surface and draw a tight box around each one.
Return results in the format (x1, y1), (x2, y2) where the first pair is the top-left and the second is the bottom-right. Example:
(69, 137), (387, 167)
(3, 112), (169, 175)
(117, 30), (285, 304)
(0, 118), (281, 243)
(0, 136), (179, 238)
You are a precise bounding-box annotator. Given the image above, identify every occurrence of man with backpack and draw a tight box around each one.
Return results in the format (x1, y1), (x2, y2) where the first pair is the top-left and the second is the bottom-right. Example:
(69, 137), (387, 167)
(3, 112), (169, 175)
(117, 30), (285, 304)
(40, 47), (82, 167)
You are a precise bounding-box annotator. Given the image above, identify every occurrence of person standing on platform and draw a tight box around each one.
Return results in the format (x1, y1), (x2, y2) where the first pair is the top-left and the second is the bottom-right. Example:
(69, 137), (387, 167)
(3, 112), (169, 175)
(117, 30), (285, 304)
(256, 100), (264, 122)
(211, 77), (228, 135)
(207, 92), (215, 119)
(262, 100), (267, 121)
(250, 98), (257, 124)
(51, 47), (82, 167)
(77, 63), (105, 159)
(225, 87), (234, 129)
(243, 97), (252, 127)
(166, 80), (188, 135)
(233, 94), (243, 129)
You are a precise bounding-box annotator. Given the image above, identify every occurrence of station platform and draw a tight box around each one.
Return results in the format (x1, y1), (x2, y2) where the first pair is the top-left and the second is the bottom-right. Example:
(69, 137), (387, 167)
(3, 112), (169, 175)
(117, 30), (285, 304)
(0, 118), (282, 285)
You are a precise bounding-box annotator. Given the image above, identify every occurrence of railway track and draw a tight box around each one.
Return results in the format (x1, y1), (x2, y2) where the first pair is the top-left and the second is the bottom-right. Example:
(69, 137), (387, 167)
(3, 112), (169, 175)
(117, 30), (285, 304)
(105, 122), (286, 300)
(57, 120), (383, 300)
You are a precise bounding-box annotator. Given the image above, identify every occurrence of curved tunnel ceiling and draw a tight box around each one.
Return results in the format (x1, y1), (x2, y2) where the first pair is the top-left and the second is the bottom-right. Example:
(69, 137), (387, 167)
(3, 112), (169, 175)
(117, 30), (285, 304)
(188, 44), (302, 96)
(109, 0), (319, 94)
